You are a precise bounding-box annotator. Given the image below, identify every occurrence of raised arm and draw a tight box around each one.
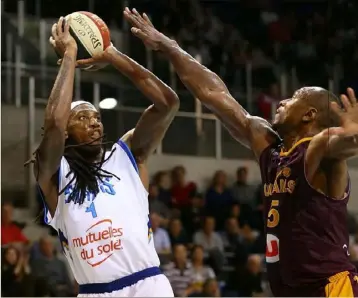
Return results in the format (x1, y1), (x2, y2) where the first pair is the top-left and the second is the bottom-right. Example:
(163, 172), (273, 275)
(123, 8), (278, 159)
(34, 17), (77, 215)
(77, 45), (179, 165)
(305, 88), (358, 199)
(107, 47), (179, 163)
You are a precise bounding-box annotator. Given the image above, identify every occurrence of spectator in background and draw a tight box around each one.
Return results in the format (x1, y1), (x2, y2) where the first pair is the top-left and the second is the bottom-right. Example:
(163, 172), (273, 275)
(221, 217), (248, 269)
(149, 183), (170, 221)
(235, 255), (264, 297)
(171, 166), (197, 208)
(229, 203), (246, 225)
(185, 245), (216, 296)
(154, 171), (173, 208)
(181, 193), (206, 240)
(257, 82), (281, 120)
(240, 224), (265, 254)
(1, 202), (28, 247)
(190, 278), (221, 297)
(205, 170), (233, 229)
(194, 216), (224, 254)
(31, 236), (73, 296)
(168, 218), (190, 246)
(151, 212), (172, 256)
(163, 244), (193, 297)
(231, 167), (259, 226)
(221, 217), (242, 251)
(2, 246), (44, 296)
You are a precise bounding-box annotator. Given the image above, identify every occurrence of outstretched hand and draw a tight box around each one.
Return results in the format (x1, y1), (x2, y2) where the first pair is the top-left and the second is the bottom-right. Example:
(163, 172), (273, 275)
(329, 88), (358, 137)
(123, 7), (171, 51)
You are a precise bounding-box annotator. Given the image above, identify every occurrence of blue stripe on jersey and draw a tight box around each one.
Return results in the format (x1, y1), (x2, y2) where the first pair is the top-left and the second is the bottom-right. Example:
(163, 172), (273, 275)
(36, 184), (50, 224)
(117, 140), (139, 173)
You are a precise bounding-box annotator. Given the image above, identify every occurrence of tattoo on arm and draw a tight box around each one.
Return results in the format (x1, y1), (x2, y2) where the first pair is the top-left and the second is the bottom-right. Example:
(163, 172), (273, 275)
(36, 51), (77, 182)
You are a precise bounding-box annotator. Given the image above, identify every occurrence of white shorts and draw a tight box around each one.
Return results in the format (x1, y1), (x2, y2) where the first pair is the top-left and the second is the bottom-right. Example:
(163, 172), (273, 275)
(77, 274), (174, 297)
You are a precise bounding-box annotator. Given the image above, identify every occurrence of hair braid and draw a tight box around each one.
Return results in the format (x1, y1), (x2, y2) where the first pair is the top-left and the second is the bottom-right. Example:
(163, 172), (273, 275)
(25, 134), (120, 206)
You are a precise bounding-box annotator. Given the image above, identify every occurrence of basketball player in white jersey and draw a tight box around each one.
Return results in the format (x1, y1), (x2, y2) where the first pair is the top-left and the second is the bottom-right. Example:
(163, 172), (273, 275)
(30, 17), (177, 297)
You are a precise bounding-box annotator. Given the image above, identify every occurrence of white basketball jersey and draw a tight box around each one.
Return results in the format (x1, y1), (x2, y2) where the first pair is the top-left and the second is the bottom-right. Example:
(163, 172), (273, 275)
(44, 140), (160, 285)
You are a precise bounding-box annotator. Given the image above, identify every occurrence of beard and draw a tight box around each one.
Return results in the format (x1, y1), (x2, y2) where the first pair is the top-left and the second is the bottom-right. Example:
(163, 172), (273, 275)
(65, 137), (103, 162)
(77, 144), (102, 161)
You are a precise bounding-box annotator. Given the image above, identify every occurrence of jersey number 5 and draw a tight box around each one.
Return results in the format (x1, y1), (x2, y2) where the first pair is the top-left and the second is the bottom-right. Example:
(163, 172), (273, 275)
(266, 199), (279, 263)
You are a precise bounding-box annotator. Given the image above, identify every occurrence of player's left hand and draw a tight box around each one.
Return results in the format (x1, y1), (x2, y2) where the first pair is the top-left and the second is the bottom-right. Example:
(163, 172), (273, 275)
(123, 7), (172, 51)
(330, 88), (358, 137)
(56, 43), (116, 68)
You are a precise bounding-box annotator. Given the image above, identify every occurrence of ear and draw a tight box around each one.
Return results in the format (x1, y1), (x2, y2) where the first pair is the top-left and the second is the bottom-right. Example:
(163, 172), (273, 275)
(65, 131), (68, 139)
(302, 108), (317, 123)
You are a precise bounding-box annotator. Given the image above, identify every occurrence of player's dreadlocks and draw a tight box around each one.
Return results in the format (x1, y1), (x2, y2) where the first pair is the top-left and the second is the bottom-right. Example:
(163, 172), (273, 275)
(25, 130), (120, 205)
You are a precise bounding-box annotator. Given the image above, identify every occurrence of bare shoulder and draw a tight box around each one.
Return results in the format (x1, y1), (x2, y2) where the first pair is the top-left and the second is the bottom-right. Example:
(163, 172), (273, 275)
(119, 129), (135, 147)
(247, 116), (280, 160)
(119, 128), (149, 189)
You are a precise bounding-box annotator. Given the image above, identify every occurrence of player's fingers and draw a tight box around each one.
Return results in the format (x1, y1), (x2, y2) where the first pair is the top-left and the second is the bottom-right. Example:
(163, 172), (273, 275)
(64, 16), (71, 34)
(340, 94), (352, 111)
(76, 58), (94, 66)
(131, 27), (147, 40)
(57, 16), (64, 36)
(132, 8), (146, 26)
(347, 88), (357, 105)
(142, 13), (154, 27)
(123, 10), (141, 28)
(49, 36), (56, 47)
(132, 8), (141, 17)
(51, 23), (58, 39)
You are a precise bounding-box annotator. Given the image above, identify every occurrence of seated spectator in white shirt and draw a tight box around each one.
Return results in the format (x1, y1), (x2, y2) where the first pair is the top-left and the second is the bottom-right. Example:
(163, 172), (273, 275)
(151, 212), (171, 255)
(193, 216), (224, 254)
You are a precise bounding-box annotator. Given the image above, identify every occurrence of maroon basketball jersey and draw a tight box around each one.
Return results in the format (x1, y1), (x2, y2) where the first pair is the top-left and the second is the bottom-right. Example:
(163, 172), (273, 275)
(260, 137), (355, 293)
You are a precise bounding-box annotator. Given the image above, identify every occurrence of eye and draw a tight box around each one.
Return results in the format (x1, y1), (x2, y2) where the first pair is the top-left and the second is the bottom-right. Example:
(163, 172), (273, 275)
(79, 116), (86, 121)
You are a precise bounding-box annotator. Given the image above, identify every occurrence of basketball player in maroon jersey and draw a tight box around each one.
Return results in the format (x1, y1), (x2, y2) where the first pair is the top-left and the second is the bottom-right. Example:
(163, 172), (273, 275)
(124, 8), (358, 297)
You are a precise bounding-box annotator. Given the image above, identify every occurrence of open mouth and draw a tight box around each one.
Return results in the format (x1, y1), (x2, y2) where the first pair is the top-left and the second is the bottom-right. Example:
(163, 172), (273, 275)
(91, 130), (102, 139)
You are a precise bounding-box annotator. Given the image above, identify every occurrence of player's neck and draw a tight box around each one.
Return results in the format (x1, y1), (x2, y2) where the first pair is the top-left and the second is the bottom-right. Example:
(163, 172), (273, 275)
(282, 131), (315, 152)
(77, 146), (104, 163)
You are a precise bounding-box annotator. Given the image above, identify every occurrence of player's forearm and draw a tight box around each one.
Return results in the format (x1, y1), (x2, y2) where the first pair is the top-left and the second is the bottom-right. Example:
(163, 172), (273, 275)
(157, 38), (253, 134)
(45, 48), (77, 131)
(158, 39), (231, 103)
(327, 133), (358, 160)
(107, 47), (179, 109)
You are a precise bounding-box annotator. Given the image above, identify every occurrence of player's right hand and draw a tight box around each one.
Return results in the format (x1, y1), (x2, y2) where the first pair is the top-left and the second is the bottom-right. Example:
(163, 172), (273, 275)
(49, 16), (77, 57)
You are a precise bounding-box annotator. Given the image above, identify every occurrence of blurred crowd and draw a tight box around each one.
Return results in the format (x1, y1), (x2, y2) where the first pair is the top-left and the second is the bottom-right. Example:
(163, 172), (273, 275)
(130, 0), (358, 116)
(3, 165), (358, 297)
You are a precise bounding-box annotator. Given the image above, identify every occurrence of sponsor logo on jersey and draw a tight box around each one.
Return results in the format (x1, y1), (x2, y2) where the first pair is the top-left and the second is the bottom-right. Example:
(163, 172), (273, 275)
(71, 219), (123, 267)
(266, 233), (279, 263)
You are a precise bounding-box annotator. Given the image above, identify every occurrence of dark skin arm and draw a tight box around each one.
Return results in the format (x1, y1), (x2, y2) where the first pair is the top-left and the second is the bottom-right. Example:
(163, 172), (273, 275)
(77, 45), (179, 190)
(123, 8), (278, 161)
(306, 88), (358, 199)
(34, 17), (77, 215)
